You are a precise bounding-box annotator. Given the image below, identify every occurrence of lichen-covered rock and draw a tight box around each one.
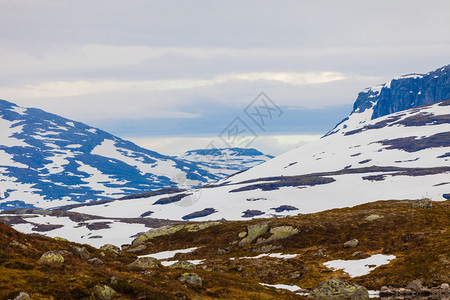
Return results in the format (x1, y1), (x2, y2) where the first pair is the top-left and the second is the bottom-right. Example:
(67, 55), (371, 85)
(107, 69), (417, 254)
(185, 221), (222, 232)
(128, 257), (161, 269)
(313, 249), (325, 257)
(250, 244), (282, 253)
(411, 198), (433, 209)
(365, 214), (383, 221)
(125, 244), (147, 253)
(238, 231), (247, 238)
(39, 251), (64, 264)
(344, 239), (359, 248)
(310, 278), (369, 299)
(92, 284), (116, 300)
(131, 222), (222, 246)
(54, 237), (68, 242)
(257, 226), (298, 243)
(100, 244), (121, 253)
(178, 273), (202, 286)
(14, 292), (30, 300)
(169, 261), (196, 270)
(238, 222), (270, 246)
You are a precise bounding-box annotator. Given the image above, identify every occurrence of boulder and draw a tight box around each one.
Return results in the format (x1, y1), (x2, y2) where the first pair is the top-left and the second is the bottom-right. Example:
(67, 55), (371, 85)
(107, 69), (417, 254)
(128, 257), (161, 269)
(310, 278), (369, 299)
(169, 261), (196, 270)
(178, 273), (202, 286)
(92, 284), (116, 300)
(257, 226), (298, 243)
(238, 222), (270, 246)
(344, 239), (359, 248)
(100, 244), (120, 253)
(39, 251), (64, 264)
(70, 246), (91, 259)
(406, 279), (423, 291)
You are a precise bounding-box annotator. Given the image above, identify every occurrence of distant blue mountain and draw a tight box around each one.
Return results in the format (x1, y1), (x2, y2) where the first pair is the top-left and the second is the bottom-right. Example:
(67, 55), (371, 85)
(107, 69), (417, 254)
(0, 99), (271, 211)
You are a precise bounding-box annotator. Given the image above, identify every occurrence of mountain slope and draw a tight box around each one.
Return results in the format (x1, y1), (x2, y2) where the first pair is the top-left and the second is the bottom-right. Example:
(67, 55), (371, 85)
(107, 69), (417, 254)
(64, 99), (450, 221)
(2, 100), (272, 211)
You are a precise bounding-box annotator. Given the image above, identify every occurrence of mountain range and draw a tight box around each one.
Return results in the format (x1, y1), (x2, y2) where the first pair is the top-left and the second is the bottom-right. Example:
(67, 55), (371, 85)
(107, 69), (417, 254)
(0, 64), (449, 247)
(0, 100), (272, 211)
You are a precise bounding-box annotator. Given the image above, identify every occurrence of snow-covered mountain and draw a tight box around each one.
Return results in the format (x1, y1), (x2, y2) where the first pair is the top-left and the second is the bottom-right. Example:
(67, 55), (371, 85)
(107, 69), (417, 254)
(0, 99), (271, 211)
(1, 65), (449, 247)
(60, 66), (450, 224)
(178, 148), (273, 179)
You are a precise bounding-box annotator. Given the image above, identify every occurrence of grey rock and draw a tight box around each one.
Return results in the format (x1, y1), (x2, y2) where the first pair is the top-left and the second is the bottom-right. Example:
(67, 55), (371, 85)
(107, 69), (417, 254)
(70, 246), (91, 259)
(100, 244), (120, 253)
(238, 222), (270, 246)
(343, 239), (359, 248)
(169, 261), (196, 270)
(14, 292), (30, 300)
(128, 257), (161, 269)
(178, 273), (202, 286)
(411, 198), (433, 209)
(92, 284), (116, 300)
(88, 258), (104, 265)
(310, 278), (369, 299)
(406, 279), (423, 291)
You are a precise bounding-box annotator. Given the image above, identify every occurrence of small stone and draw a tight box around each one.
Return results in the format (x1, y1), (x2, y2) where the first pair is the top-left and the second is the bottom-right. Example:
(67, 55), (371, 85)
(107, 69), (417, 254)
(88, 258), (104, 265)
(365, 214), (383, 221)
(39, 251), (64, 264)
(250, 244), (282, 253)
(289, 271), (301, 279)
(92, 284), (116, 300)
(142, 270), (154, 276)
(411, 198), (432, 209)
(238, 231), (247, 238)
(128, 257), (161, 269)
(178, 273), (202, 286)
(9, 240), (28, 249)
(110, 276), (118, 284)
(169, 261), (196, 270)
(313, 249), (325, 257)
(54, 237), (68, 242)
(441, 283), (449, 289)
(406, 279), (423, 291)
(217, 248), (230, 254)
(14, 292), (30, 300)
(351, 251), (362, 257)
(380, 286), (389, 291)
(99, 252), (106, 257)
(343, 239), (359, 248)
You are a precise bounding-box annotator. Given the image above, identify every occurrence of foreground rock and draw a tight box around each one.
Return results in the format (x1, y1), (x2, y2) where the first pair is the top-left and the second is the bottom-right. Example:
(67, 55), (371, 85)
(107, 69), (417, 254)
(92, 284), (116, 300)
(128, 257), (161, 269)
(39, 251), (64, 264)
(178, 273), (202, 286)
(309, 278), (369, 299)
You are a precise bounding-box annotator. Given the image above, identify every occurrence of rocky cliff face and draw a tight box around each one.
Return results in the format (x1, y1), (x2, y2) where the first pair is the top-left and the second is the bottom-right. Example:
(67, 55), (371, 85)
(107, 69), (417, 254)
(353, 64), (450, 119)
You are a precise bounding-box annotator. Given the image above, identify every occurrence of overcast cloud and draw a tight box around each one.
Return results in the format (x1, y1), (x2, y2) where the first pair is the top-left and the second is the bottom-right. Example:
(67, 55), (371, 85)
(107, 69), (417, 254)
(0, 0), (449, 155)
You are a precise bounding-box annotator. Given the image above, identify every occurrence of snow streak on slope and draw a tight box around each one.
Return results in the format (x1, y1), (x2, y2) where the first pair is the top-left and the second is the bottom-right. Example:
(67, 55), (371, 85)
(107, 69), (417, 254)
(66, 100), (450, 221)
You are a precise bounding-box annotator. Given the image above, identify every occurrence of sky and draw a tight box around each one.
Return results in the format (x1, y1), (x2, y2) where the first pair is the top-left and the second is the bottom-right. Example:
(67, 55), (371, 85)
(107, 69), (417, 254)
(0, 0), (449, 155)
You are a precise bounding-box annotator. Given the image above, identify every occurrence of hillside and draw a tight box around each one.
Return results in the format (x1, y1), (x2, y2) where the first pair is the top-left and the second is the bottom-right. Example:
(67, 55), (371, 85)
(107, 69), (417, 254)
(1, 199), (448, 299)
(0, 99), (271, 211)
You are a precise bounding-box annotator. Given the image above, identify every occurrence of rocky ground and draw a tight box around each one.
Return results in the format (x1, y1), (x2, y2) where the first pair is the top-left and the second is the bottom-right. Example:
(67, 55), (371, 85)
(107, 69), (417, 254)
(1, 199), (449, 299)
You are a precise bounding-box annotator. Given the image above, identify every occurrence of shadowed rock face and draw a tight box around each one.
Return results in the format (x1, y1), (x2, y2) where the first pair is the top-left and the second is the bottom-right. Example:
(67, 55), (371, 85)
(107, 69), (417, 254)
(354, 65), (449, 119)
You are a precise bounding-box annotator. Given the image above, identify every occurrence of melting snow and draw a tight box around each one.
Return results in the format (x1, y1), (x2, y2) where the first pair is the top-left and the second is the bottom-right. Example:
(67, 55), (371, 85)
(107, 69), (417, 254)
(323, 254), (396, 277)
